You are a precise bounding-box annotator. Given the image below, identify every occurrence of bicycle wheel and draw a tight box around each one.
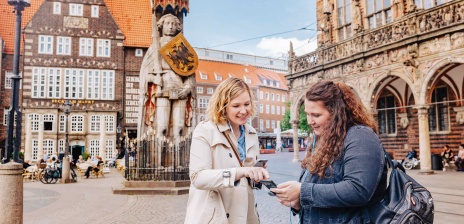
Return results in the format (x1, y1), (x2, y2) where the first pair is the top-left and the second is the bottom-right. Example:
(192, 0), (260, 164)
(403, 161), (413, 170)
(39, 170), (48, 184)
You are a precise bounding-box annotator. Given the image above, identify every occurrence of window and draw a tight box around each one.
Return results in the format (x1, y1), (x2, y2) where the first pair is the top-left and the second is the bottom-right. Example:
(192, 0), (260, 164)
(97, 39), (111, 57)
(64, 69), (85, 99)
(71, 115), (84, 132)
(135, 49), (143, 57)
(5, 71), (22, 89)
(47, 68), (61, 98)
(337, 0), (352, 41)
(271, 120), (275, 129)
(105, 115), (115, 132)
(266, 120), (270, 128)
(39, 35), (53, 54)
(30, 114), (40, 131)
(58, 139), (65, 153)
(207, 88), (214, 94)
(428, 86), (449, 132)
(263, 80), (268, 85)
(87, 70), (100, 99)
(282, 95), (286, 102)
(414, 0), (444, 10)
(105, 140), (114, 160)
(367, 0), (392, 29)
(266, 105), (270, 114)
(200, 72), (207, 80)
(79, 38), (93, 56)
(271, 93), (275, 101)
(199, 98), (210, 108)
(90, 115), (101, 132)
(377, 95), (396, 135)
(43, 139), (55, 157)
(59, 115), (65, 132)
(56, 37), (71, 55)
(101, 70), (114, 100)
(91, 5), (99, 18)
(90, 140), (100, 158)
(259, 104), (263, 113)
(265, 92), (269, 100)
(244, 76), (251, 84)
(276, 82), (280, 88)
(215, 73), (222, 81)
(282, 106), (285, 114)
(53, 2), (61, 14)
(69, 3), (83, 16)
(276, 94), (280, 101)
(32, 140), (38, 161)
(197, 87), (203, 94)
(226, 54), (233, 60)
(32, 67), (46, 98)
(259, 119), (263, 131)
(43, 114), (55, 132)
(3, 108), (17, 126)
(259, 91), (263, 99)
(277, 106), (280, 115)
(271, 105), (275, 114)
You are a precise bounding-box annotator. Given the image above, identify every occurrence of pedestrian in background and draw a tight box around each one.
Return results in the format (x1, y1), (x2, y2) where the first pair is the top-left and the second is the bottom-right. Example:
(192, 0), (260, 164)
(441, 145), (454, 171)
(184, 78), (269, 224)
(455, 144), (464, 171)
(272, 80), (387, 223)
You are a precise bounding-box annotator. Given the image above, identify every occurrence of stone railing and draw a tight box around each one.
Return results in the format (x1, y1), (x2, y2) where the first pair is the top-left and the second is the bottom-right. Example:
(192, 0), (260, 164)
(290, 1), (464, 74)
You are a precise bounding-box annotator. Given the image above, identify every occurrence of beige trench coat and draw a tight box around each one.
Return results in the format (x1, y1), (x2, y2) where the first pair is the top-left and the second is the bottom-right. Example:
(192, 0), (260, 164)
(184, 121), (261, 224)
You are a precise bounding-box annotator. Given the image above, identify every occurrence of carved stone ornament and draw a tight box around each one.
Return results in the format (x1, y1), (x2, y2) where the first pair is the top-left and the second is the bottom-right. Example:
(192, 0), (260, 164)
(398, 113), (409, 128)
(63, 16), (89, 29)
(453, 107), (464, 124)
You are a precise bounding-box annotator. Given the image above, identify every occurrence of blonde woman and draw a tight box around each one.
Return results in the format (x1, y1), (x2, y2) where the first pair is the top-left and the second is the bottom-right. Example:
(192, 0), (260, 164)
(184, 78), (269, 224)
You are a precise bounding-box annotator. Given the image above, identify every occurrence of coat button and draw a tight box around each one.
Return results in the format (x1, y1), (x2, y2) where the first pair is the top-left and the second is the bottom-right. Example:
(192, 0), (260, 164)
(226, 213), (229, 218)
(229, 153), (233, 158)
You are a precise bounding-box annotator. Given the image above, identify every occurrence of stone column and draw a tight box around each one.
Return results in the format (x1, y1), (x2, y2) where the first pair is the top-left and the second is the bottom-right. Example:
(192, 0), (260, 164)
(24, 116), (32, 161)
(99, 115), (106, 159)
(415, 106), (434, 174)
(0, 162), (23, 223)
(292, 120), (300, 162)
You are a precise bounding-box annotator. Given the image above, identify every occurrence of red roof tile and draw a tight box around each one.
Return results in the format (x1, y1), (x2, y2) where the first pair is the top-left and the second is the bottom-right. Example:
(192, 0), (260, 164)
(0, 0), (44, 54)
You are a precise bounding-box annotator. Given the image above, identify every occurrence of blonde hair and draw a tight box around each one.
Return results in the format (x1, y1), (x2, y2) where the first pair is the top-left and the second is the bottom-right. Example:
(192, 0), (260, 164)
(206, 78), (255, 124)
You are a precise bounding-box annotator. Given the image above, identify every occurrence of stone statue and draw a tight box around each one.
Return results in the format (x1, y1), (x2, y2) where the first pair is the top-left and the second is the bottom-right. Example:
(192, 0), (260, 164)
(320, 19), (332, 46)
(392, 0), (404, 19)
(407, 0), (417, 13)
(352, 0), (363, 34)
(139, 14), (195, 143)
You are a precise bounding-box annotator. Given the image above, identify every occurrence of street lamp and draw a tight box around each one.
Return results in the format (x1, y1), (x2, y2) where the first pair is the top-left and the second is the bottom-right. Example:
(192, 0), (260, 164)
(116, 124), (122, 156)
(3, 0), (30, 164)
(61, 99), (72, 183)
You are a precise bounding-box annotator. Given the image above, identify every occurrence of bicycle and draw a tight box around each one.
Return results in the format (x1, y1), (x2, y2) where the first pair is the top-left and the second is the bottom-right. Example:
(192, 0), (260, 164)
(402, 157), (420, 170)
(40, 165), (77, 184)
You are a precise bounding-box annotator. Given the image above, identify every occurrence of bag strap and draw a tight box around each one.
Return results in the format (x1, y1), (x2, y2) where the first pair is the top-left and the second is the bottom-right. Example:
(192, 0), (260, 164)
(219, 125), (243, 167)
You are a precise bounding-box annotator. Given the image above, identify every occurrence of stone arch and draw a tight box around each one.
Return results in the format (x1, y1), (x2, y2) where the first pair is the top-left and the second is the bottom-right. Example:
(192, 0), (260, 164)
(420, 56), (464, 105)
(368, 70), (416, 110)
(290, 89), (306, 122)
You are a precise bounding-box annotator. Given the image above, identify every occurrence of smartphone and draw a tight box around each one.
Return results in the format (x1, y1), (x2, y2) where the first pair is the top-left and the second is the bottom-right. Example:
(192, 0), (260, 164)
(254, 159), (268, 167)
(260, 179), (278, 196)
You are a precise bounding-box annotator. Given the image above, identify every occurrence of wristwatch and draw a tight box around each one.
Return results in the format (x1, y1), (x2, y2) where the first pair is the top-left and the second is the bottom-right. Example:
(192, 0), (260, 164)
(222, 170), (231, 187)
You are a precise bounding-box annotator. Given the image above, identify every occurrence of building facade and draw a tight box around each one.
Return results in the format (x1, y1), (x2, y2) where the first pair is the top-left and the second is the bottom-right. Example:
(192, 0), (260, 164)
(287, 0), (464, 173)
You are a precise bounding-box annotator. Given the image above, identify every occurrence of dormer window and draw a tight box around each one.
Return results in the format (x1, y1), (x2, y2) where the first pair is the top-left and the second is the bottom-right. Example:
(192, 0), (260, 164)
(200, 72), (207, 80)
(244, 76), (251, 84)
(214, 73), (222, 81)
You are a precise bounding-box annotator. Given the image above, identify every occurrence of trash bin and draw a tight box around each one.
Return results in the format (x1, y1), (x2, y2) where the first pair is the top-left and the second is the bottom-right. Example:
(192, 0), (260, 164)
(431, 154), (443, 170)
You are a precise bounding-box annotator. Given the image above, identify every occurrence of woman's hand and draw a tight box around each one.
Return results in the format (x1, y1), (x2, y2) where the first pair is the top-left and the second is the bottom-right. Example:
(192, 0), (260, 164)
(236, 167), (269, 182)
(272, 181), (301, 202)
(277, 198), (301, 211)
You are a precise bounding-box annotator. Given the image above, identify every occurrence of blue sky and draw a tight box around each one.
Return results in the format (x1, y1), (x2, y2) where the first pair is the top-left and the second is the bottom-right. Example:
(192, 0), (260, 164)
(183, 0), (318, 59)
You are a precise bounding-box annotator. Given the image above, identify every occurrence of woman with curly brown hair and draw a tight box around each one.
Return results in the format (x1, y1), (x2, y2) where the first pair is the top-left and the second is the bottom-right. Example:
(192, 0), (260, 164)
(272, 80), (388, 223)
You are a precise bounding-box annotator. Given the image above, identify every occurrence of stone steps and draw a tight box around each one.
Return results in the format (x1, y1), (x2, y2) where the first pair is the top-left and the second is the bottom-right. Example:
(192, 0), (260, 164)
(112, 186), (189, 195)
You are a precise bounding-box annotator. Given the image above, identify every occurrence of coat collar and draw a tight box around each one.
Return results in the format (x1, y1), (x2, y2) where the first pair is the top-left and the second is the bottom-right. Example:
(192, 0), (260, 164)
(214, 122), (257, 152)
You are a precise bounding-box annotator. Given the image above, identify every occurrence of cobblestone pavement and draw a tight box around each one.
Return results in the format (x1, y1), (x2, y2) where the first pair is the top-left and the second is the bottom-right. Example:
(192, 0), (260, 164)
(24, 151), (464, 224)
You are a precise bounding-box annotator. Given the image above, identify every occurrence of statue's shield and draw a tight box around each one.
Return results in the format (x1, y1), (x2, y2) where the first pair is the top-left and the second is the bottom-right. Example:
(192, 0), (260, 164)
(159, 33), (198, 77)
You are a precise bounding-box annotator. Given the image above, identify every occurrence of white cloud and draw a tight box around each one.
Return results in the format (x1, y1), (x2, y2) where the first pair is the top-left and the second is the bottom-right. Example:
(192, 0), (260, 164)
(256, 37), (318, 58)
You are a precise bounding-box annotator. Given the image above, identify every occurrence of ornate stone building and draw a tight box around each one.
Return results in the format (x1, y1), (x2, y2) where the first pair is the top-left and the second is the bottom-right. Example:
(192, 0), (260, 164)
(287, 0), (464, 173)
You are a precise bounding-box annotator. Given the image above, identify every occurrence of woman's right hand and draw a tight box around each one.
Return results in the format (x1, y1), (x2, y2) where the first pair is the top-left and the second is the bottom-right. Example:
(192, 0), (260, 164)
(236, 167), (269, 182)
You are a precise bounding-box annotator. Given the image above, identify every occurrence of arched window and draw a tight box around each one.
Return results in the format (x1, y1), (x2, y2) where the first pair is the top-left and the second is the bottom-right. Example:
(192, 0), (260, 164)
(428, 86), (449, 132)
(32, 139), (39, 161)
(43, 139), (55, 157)
(71, 115), (84, 132)
(30, 114), (40, 132)
(377, 95), (396, 134)
(58, 139), (65, 153)
(105, 140), (114, 160)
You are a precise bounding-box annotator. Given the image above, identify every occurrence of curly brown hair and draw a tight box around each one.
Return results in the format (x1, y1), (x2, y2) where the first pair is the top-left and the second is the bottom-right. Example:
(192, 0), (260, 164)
(301, 81), (377, 178)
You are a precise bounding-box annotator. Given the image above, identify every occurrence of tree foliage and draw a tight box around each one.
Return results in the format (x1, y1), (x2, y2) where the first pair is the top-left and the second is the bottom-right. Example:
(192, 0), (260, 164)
(280, 102), (312, 135)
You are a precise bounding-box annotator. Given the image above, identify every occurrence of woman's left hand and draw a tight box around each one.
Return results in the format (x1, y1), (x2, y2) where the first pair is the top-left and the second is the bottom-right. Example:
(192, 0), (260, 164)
(271, 181), (301, 202)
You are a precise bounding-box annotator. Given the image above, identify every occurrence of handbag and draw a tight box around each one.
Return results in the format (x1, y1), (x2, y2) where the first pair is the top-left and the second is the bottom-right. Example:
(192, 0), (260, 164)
(365, 149), (434, 224)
